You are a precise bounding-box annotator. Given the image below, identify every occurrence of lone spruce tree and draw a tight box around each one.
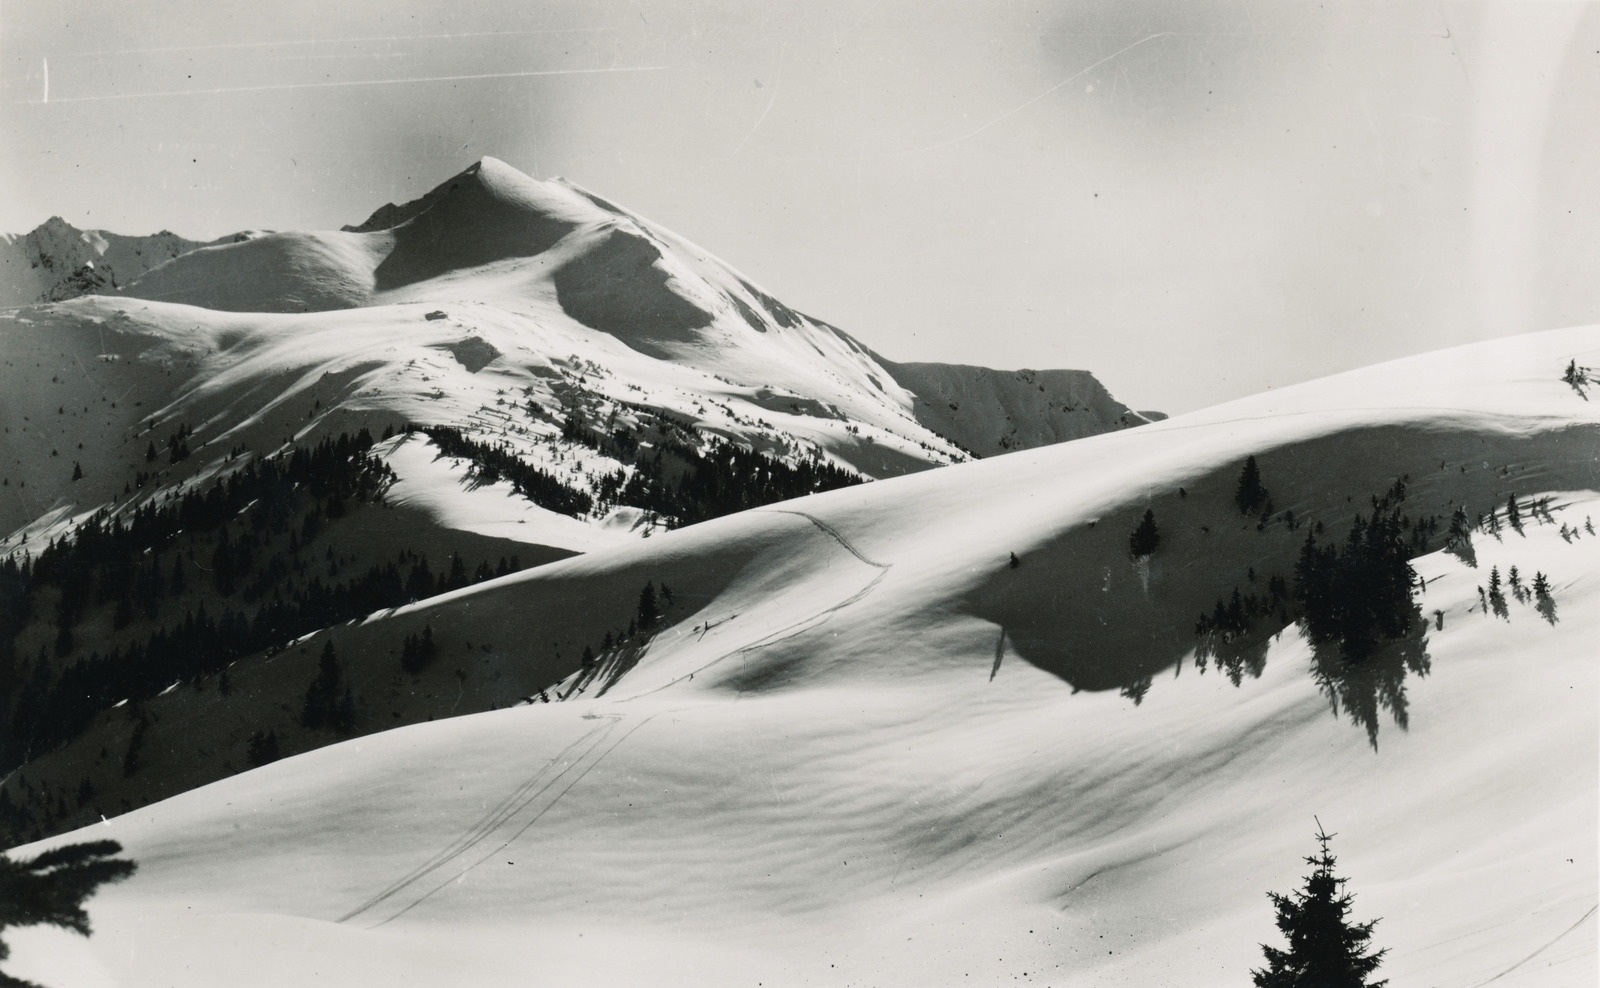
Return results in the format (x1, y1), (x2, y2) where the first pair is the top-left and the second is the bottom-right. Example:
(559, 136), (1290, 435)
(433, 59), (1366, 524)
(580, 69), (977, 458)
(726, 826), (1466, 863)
(1129, 509), (1160, 557)
(1253, 823), (1387, 988)
(1236, 456), (1270, 516)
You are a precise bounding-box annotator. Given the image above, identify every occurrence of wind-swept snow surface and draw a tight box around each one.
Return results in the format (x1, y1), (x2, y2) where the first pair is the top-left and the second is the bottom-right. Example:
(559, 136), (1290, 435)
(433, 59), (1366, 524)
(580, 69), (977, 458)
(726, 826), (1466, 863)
(7, 326), (1596, 988)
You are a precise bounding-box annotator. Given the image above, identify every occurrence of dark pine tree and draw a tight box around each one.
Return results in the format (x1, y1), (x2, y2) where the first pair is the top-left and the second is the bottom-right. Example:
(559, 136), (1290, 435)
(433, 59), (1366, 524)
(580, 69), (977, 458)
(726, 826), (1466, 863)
(399, 624), (439, 674)
(1252, 824), (1387, 988)
(638, 582), (660, 628)
(245, 730), (280, 767)
(1236, 455), (1270, 516)
(300, 639), (344, 730)
(1129, 509), (1161, 557)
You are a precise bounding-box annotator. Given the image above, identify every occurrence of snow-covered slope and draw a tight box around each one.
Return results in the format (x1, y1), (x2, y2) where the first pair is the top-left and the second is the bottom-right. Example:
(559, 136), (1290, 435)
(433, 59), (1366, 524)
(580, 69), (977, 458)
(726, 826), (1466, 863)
(9, 326), (1595, 988)
(0, 218), (220, 307)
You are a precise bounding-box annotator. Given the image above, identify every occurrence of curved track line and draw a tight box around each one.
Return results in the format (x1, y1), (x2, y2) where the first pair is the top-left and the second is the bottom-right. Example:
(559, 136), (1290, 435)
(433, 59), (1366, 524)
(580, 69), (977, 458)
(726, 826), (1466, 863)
(762, 508), (889, 568)
(1468, 903), (1597, 987)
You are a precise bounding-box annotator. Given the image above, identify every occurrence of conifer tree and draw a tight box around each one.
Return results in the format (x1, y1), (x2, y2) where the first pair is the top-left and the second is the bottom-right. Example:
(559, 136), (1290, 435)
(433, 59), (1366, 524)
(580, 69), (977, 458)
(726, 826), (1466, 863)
(246, 730), (280, 767)
(1505, 495), (1523, 535)
(1532, 572), (1557, 625)
(300, 640), (344, 730)
(1129, 509), (1160, 557)
(638, 582), (659, 628)
(0, 839), (136, 988)
(1236, 456), (1270, 516)
(1252, 824), (1387, 988)
(1486, 566), (1508, 619)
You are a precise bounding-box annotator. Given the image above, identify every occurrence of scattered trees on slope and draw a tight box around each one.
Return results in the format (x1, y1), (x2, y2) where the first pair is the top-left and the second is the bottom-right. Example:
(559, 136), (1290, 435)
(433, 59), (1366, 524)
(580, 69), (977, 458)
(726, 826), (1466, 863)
(399, 625), (439, 674)
(0, 430), (526, 841)
(418, 412), (862, 530)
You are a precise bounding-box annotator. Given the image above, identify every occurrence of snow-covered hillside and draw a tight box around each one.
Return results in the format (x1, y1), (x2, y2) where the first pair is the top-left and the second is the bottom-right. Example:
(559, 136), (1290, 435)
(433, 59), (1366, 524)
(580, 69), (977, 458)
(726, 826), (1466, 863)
(8, 326), (1595, 988)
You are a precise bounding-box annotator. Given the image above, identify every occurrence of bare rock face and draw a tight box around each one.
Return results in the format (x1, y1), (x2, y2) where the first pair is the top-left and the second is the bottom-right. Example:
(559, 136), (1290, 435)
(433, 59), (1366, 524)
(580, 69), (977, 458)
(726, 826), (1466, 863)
(0, 216), (216, 306)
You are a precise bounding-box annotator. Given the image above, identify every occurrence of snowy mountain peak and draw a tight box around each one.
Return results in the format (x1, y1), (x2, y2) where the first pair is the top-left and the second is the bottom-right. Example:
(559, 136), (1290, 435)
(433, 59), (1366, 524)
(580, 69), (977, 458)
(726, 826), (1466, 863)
(2, 158), (1152, 555)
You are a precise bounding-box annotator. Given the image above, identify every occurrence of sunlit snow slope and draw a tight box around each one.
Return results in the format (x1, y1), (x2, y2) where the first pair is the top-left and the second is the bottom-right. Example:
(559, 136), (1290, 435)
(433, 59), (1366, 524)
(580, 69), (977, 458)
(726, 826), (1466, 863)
(9, 326), (1597, 988)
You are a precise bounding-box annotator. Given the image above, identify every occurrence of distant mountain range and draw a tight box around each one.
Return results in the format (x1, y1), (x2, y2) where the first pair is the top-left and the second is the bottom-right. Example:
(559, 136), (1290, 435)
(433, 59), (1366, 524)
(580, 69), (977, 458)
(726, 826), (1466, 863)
(0, 158), (1156, 546)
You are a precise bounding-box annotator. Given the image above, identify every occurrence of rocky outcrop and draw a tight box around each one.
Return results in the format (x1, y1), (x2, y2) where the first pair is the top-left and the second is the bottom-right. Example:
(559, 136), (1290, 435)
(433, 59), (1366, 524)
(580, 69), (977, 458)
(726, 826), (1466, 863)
(0, 216), (219, 307)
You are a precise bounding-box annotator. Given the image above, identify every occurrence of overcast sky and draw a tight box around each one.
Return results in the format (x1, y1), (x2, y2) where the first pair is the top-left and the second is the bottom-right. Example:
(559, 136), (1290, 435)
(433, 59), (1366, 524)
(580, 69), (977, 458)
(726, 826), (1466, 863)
(4, 1), (1598, 413)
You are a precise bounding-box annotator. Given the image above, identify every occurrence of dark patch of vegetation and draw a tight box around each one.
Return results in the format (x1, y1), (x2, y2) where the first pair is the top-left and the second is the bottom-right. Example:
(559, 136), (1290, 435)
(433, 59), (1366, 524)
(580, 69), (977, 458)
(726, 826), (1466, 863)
(0, 839), (136, 988)
(1293, 480), (1421, 664)
(420, 410), (862, 530)
(1563, 358), (1595, 398)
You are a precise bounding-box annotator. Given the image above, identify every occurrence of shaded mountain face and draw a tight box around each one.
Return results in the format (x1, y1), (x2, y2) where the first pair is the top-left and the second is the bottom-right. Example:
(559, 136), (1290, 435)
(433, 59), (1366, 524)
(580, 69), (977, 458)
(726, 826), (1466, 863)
(0, 218), (226, 308)
(875, 359), (1156, 457)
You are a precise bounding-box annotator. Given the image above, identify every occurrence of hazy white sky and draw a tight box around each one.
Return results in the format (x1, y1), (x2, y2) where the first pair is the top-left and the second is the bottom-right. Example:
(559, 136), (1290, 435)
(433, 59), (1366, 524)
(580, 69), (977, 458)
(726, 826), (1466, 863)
(4, 1), (1599, 413)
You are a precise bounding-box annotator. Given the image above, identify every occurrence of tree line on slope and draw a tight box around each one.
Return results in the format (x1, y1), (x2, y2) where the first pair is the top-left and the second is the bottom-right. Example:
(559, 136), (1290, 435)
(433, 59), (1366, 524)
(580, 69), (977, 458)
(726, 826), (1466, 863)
(1125, 462), (1439, 744)
(1129, 457), (1578, 744)
(420, 407), (862, 529)
(0, 431), (524, 845)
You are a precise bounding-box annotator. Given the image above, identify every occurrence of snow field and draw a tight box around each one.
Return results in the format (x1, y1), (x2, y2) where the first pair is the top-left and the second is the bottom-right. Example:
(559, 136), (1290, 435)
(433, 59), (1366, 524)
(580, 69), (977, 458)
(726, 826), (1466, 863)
(6, 327), (1597, 988)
